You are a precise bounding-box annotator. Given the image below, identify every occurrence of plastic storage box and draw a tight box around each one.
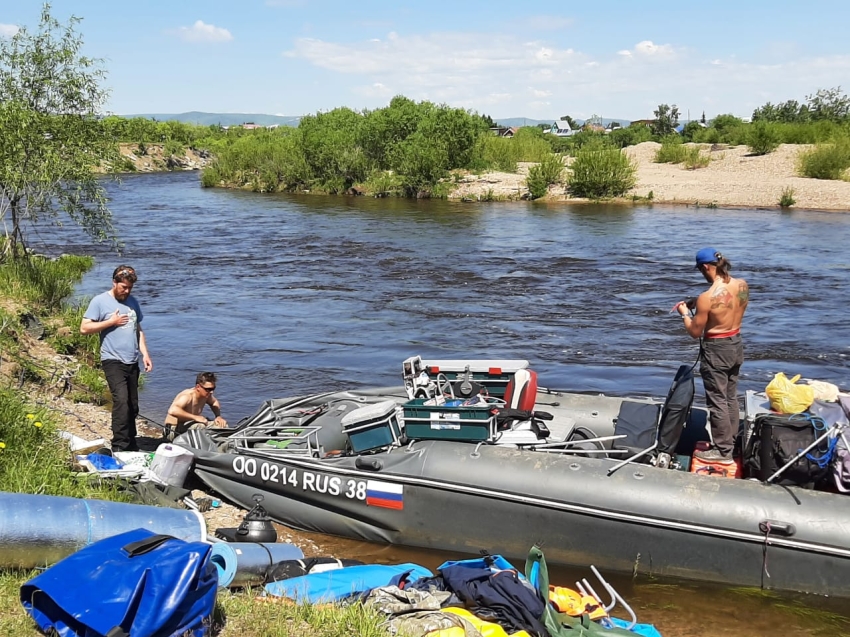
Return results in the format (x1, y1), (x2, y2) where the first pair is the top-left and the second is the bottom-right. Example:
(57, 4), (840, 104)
(342, 401), (403, 453)
(402, 398), (496, 442)
(150, 444), (195, 487)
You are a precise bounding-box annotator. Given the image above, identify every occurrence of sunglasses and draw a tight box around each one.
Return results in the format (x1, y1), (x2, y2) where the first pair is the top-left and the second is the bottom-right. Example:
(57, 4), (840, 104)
(114, 269), (137, 283)
(201, 385), (216, 392)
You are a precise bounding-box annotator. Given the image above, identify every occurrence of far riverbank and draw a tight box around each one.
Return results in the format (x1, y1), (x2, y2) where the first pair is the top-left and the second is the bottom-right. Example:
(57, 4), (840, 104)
(450, 142), (850, 211)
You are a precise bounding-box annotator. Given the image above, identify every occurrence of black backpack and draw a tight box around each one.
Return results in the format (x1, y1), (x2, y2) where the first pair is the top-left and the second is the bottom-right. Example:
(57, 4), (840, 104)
(744, 413), (830, 487)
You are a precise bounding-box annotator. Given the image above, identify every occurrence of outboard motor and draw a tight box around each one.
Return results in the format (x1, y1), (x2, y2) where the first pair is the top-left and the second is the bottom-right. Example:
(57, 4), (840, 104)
(237, 494), (277, 543)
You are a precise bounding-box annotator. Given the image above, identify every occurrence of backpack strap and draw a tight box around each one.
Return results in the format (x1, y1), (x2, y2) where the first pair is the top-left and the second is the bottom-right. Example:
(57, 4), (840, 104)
(121, 534), (176, 557)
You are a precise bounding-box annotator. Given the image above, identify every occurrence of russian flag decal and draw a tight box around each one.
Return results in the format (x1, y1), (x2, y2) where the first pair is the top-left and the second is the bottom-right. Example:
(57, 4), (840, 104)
(366, 480), (404, 510)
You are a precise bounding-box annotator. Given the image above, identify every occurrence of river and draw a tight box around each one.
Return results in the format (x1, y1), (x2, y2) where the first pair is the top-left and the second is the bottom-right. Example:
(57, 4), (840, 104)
(34, 171), (850, 636)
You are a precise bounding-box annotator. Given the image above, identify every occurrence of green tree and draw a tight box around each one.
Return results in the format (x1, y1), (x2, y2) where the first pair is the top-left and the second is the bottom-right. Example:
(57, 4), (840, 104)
(806, 86), (850, 122)
(652, 104), (680, 136)
(700, 111), (706, 125)
(0, 4), (117, 259)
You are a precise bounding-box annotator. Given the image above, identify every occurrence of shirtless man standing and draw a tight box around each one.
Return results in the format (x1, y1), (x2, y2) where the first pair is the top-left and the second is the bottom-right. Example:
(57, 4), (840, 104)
(676, 248), (749, 461)
(164, 372), (227, 439)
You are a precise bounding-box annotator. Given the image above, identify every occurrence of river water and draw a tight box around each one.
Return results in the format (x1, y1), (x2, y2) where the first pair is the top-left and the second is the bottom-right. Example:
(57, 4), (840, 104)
(33, 171), (850, 636)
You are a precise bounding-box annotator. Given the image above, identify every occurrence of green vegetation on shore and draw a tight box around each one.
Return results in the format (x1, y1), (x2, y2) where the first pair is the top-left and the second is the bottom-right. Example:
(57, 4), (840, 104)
(0, 244), (392, 637)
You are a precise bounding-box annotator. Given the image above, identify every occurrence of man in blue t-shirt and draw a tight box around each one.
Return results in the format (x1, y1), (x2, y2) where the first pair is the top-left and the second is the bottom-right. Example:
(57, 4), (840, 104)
(81, 265), (153, 451)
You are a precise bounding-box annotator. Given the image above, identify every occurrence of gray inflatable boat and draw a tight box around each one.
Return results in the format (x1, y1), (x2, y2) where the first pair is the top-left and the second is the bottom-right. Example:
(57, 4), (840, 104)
(180, 358), (850, 597)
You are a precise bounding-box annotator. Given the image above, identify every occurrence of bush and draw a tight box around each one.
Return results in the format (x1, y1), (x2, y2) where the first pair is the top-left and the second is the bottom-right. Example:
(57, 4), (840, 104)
(798, 137), (850, 179)
(747, 122), (781, 155)
(608, 125), (653, 149)
(567, 142), (637, 199)
(526, 153), (565, 199)
(654, 137), (687, 163)
(682, 146), (711, 169)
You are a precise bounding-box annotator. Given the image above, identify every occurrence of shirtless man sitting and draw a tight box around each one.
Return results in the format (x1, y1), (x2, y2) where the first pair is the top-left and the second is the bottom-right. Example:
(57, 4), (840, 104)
(675, 248), (749, 462)
(164, 372), (227, 439)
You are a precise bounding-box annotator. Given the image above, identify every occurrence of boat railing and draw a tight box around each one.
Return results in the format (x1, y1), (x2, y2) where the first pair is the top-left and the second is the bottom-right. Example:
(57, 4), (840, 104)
(223, 424), (323, 459)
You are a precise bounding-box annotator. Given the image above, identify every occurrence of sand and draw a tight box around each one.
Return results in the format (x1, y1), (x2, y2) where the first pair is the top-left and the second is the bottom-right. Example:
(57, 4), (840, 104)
(448, 143), (850, 211)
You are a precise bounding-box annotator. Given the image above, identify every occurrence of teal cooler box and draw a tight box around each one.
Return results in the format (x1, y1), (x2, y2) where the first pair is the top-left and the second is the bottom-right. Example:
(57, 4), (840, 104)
(342, 401), (403, 453)
(402, 399), (496, 441)
(423, 359), (529, 398)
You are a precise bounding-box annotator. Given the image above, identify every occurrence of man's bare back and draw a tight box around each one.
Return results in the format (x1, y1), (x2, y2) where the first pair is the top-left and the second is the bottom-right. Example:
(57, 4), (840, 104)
(164, 388), (210, 426)
(700, 275), (749, 336)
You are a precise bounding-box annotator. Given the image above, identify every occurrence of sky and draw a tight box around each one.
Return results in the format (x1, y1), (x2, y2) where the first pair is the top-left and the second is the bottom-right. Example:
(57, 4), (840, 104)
(2, 1), (850, 121)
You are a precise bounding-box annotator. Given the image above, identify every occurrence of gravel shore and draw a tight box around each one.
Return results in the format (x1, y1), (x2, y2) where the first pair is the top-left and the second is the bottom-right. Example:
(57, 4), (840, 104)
(449, 142), (850, 211)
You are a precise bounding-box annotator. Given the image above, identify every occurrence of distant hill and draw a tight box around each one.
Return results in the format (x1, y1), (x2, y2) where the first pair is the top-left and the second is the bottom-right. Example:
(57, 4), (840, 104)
(121, 111), (302, 127)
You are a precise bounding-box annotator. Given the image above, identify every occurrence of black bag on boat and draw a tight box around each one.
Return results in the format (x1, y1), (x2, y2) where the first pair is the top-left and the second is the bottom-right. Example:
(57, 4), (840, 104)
(744, 413), (830, 487)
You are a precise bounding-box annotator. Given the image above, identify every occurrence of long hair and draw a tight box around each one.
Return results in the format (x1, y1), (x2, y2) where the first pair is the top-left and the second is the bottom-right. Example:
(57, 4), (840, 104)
(714, 254), (732, 283)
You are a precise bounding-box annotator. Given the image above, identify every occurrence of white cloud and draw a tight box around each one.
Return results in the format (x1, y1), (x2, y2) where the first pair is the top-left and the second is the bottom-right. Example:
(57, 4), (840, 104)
(284, 31), (850, 120)
(173, 20), (233, 43)
(0, 23), (19, 38)
(634, 40), (675, 57)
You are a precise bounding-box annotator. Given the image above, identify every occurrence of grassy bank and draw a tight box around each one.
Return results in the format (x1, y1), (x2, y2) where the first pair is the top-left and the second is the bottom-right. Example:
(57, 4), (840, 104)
(0, 251), (391, 637)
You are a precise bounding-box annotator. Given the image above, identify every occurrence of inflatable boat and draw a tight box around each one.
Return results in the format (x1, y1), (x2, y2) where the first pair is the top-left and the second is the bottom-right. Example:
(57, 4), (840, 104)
(179, 357), (850, 598)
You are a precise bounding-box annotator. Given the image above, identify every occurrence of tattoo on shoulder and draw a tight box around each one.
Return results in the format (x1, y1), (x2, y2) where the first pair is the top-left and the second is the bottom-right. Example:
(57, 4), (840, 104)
(737, 281), (749, 304)
(710, 287), (733, 309)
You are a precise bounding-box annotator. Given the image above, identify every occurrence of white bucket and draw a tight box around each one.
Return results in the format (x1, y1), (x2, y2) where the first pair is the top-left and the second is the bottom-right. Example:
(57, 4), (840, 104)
(150, 444), (195, 487)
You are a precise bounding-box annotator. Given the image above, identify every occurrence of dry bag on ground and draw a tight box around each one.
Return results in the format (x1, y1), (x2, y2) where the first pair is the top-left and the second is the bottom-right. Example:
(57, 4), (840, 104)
(20, 528), (218, 637)
(744, 413), (830, 487)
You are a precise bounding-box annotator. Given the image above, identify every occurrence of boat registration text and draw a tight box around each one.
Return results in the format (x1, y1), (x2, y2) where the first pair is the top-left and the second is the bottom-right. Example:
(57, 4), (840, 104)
(231, 456), (367, 500)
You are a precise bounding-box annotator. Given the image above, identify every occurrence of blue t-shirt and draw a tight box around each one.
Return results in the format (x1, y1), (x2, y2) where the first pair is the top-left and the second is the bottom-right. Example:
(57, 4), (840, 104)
(83, 291), (144, 365)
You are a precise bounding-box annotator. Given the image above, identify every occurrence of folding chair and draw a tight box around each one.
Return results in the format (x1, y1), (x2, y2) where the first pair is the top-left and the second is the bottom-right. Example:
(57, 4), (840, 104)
(607, 364), (695, 475)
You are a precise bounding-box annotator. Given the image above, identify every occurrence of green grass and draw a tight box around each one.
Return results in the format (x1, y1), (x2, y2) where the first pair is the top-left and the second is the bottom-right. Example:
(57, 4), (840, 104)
(0, 255), (93, 311)
(0, 386), (119, 498)
(779, 186), (796, 208)
(0, 572), (395, 637)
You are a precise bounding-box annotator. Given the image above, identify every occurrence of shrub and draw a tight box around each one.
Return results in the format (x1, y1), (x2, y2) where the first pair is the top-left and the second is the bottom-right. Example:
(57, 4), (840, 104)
(779, 186), (796, 208)
(654, 137), (687, 163)
(164, 139), (185, 157)
(797, 137), (850, 179)
(682, 146), (711, 169)
(526, 153), (565, 199)
(567, 142), (637, 199)
(747, 122), (781, 155)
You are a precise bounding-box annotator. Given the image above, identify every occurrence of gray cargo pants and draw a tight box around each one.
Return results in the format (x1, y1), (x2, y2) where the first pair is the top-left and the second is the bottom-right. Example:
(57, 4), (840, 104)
(700, 334), (744, 456)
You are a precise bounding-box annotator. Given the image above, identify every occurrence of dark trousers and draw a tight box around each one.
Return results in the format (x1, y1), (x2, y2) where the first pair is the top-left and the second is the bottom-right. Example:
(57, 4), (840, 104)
(700, 335), (744, 455)
(102, 359), (140, 451)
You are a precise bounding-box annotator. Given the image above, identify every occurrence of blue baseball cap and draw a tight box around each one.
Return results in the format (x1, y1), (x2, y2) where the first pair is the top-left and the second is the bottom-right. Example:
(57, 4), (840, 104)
(695, 247), (719, 268)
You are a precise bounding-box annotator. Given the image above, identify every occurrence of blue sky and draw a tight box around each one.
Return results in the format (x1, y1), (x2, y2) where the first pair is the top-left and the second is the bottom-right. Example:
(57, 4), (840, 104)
(3, 1), (849, 120)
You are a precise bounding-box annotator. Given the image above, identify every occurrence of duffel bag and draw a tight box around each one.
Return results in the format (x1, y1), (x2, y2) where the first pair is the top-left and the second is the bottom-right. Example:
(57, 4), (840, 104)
(744, 413), (831, 487)
(21, 528), (218, 637)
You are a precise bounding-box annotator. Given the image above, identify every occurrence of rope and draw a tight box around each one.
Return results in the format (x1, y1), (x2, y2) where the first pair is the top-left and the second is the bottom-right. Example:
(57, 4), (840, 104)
(803, 413), (838, 468)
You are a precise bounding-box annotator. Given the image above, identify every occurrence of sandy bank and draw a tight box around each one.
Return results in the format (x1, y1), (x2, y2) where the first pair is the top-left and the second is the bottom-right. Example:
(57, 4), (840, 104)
(449, 143), (850, 211)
